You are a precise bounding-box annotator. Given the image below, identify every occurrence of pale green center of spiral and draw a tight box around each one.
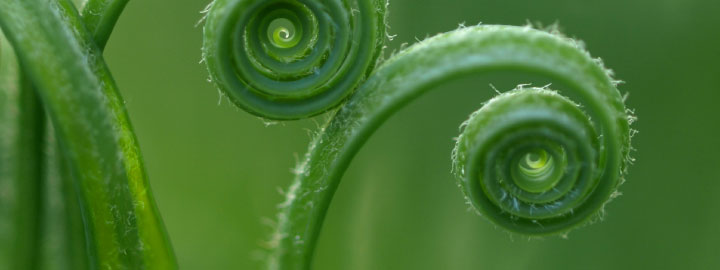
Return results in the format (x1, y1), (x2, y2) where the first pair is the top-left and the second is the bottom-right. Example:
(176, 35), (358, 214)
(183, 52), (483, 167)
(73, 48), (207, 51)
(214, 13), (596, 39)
(522, 149), (552, 175)
(513, 148), (561, 193)
(268, 18), (298, 48)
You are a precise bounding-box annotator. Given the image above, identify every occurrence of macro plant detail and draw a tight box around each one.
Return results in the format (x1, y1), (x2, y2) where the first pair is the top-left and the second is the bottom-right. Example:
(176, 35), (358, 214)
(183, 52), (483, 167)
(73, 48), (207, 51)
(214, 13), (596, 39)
(0, 0), (634, 269)
(0, 0), (175, 269)
(202, 0), (634, 270)
(203, 0), (387, 119)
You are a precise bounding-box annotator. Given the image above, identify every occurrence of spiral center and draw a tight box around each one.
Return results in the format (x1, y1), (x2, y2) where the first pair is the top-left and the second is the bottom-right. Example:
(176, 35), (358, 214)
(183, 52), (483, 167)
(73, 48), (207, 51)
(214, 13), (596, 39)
(267, 18), (298, 48)
(278, 28), (291, 40)
(512, 148), (564, 193)
(521, 149), (552, 177)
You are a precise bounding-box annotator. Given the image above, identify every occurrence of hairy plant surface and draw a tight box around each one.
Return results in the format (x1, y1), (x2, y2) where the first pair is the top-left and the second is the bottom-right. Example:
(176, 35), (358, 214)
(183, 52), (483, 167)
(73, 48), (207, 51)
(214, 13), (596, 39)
(202, 1), (634, 270)
(0, 0), (175, 269)
(0, 0), (634, 269)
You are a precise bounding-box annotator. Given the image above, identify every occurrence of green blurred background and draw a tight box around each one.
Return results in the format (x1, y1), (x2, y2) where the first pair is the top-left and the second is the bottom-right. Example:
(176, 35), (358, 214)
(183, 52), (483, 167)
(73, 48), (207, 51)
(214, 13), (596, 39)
(103, 0), (720, 269)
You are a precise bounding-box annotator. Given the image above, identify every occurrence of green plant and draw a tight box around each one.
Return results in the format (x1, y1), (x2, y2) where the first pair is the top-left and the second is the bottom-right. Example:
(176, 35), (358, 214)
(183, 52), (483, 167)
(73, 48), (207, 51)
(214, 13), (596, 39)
(0, 0), (634, 269)
(202, 1), (633, 270)
(0, 0), (175, 269)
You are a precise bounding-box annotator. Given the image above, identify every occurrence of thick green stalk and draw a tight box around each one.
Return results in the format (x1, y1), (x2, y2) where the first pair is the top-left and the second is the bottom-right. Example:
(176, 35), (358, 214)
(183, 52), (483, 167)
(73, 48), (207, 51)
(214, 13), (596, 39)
(2, 0), (141, 269)
(37, 126), (89, 270)
(0, 0), (176, 269)
(266, 26), (631, 269)
(35, 1), (133, 268)
(0, 31), (45, 270)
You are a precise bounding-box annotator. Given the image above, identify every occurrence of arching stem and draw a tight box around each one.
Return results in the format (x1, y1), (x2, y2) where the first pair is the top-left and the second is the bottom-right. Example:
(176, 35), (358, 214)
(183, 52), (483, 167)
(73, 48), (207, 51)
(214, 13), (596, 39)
(270, 26), (628, 270)
(0, 0), (176, 268)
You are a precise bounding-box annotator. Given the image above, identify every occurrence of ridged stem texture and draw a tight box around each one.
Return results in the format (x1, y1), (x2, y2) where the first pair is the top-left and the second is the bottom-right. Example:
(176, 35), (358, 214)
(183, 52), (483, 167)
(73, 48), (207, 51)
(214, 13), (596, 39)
(203, 1), (634, 270)
(0, 0), (176, 269)
(0, 31), (45, 270)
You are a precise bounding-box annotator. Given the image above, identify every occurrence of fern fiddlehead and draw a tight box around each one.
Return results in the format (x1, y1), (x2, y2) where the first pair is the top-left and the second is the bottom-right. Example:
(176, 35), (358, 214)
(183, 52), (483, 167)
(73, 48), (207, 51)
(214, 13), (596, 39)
(203, 0), (387, 119)
(0, 0), (176, 268)
(204, 1), (633, 269)
(454, 86), (621, 234)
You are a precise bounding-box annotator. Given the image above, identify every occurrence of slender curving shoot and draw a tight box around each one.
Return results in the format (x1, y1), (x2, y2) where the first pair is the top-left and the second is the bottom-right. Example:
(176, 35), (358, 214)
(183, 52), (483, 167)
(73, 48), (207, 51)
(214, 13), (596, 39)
(0, 0), (634, 269)
(203, 1), (634, 270)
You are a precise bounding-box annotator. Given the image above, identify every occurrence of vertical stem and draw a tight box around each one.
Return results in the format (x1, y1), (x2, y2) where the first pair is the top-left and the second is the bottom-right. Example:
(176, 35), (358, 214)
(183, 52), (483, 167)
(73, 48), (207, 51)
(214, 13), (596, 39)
(0, 32), (45, 270)
(37, 124), (89, 270)
(0, 0), (176, 268)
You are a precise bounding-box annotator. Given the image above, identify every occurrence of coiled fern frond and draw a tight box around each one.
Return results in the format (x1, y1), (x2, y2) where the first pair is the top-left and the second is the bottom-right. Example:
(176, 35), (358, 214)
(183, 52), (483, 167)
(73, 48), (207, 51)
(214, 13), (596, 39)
(454, 86), (625, 234)
(203, 1), (634, 270)
(203, 0), (387, 119)
(0, 0), (634, 269)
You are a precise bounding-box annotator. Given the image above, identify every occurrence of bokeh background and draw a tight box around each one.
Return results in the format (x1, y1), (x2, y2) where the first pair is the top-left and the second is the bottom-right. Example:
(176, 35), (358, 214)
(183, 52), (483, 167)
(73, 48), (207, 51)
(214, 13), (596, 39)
(103, 0), (719, 269)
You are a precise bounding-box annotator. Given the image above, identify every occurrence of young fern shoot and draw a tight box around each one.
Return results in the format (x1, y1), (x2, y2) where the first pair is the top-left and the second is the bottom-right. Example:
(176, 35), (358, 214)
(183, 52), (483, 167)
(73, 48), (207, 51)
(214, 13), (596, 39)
(203, 0), (633, 270)
(203, 0), (387, 119)
(0, 0), (633, 268)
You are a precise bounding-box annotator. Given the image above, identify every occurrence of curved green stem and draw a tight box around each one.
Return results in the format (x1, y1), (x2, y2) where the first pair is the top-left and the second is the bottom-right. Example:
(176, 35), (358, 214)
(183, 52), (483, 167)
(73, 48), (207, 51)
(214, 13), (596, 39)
(2, 0), (143, 268)
(269, 25), (631, 269)
(0, 0), (175, 268)
(81, 0), (130, 50)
